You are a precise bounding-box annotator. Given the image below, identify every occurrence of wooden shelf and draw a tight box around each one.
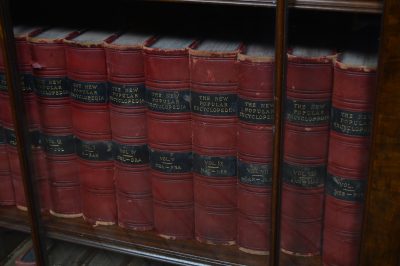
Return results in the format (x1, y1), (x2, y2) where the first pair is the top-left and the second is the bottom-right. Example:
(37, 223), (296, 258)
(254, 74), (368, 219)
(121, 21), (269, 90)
(0, 207), (30, 233)
(43, 215), (268, 266)
(148, 0), (382, 13)
(281, 252), (321, 266)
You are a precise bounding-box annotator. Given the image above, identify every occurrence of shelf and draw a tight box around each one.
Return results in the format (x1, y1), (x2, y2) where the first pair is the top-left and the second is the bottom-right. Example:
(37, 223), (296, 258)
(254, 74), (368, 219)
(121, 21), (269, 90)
(0, 207), (31, 233)
(43, 215), (268, 266)
(148, 0), (382, 13)
(281, 252), (321, 266)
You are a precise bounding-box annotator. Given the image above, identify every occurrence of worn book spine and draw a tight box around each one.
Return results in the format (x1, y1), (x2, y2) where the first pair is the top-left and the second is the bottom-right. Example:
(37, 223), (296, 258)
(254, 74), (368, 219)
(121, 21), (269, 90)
(66, 32), (117, 225)
(30, 30), (83, 216)
(32, 31), (81, 217)
(281, 50), (334, 256)
(236, 49), (274, 254)
(4, 27), (45, 211)
(0, 126), (14, 205)
(104, 36), (153, 231)
(144, 39), (194, 239)
(190, 43), (241, 245)
(0, 47), (15, 206)
(323, 55), (376, 266)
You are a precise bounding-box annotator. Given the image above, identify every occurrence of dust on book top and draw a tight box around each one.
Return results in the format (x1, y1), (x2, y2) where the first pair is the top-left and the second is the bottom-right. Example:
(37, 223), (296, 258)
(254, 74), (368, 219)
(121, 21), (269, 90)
(244, 43), (274, 57)
(33, 28), (76, 40)
(111, 33), (152, 46)
(149, 36), (194, 49)
(72, 30), (115, 44)
(195, 39), (240, 52)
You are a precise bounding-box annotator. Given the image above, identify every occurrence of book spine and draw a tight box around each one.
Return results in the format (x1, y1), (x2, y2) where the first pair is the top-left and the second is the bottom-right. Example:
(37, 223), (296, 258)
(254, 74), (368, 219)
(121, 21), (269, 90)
(281, 54), (333, 255)
(31, 38), (81, 216)
(236, 54), (274, 254)
(190, 49), (239, 245)
(67, 42), (116, 224)
(144, 46), (193, 239)
(0, 50), (15, 206)
(3, 34), (46, 211)
(105, 43), (153, 231)
(323, 59), (376, 266)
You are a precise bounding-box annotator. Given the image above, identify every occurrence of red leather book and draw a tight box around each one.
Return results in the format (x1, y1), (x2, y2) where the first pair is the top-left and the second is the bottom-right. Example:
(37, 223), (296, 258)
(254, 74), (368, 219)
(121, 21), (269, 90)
(1, 26), (43, 211)
(281, 47), (334, 256)
(0, 125), (14, 205)
(66, 30), (117, 225)
(0, 49), (14, 206)
(190, 39), (242, 245)
(30, 28), (82, 217)
(144, 37), (196, 239)
(104, 33), (153, 230)
(237, 43), (274, 255)
(323, 52), (377, 266)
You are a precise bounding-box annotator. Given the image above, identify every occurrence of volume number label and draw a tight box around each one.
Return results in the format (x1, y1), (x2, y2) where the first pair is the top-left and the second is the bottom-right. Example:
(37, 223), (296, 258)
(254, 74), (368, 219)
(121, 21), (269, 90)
(238, 160), (272, 186)
(193, 153), (236, 177)
(282, 162), (326, 188)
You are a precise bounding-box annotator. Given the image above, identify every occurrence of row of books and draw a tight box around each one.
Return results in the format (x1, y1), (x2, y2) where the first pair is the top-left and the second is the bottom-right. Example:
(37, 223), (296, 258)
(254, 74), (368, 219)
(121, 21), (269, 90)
(0, 26), (377, 265)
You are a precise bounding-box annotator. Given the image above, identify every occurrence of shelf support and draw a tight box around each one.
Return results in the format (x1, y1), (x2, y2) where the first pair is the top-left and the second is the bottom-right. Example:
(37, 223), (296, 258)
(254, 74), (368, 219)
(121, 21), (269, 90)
(271, 0), (288, 265)
(0, 0), (48, 265)
(360, 0), (400, 265)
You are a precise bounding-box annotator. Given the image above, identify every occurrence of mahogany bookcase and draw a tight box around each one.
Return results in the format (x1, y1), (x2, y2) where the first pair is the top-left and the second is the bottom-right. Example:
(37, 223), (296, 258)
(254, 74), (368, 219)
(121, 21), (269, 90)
(0, 0), (398, 265)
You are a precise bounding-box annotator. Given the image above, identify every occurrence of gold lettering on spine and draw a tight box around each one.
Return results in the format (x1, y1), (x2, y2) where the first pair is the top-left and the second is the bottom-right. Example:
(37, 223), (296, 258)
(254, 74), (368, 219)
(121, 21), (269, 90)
(193, 94), (236, 114)
(239, 99), (274, 122)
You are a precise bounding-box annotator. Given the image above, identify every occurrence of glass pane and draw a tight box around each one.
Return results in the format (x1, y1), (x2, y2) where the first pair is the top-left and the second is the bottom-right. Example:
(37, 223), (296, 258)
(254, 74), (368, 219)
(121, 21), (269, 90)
(280, 11), (380, 266)
(10, 2), (276, 265)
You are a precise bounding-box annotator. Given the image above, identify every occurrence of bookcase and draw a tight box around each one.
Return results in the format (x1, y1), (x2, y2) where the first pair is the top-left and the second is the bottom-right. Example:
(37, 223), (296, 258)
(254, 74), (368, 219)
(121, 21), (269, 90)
(0, 0), (399, 265)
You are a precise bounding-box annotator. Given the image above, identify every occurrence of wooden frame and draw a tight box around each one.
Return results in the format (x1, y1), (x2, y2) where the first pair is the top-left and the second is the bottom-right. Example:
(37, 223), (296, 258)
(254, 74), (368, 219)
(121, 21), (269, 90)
(0, 0), (398, 265)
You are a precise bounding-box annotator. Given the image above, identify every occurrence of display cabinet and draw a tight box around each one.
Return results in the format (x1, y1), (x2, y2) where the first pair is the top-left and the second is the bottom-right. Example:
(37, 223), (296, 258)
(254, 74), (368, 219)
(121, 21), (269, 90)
(0, 0), (398, 265)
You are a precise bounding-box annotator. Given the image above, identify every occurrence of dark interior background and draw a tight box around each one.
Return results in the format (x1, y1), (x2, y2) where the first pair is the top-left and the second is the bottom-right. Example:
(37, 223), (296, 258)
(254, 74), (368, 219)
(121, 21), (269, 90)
(10, 1), (381, 52)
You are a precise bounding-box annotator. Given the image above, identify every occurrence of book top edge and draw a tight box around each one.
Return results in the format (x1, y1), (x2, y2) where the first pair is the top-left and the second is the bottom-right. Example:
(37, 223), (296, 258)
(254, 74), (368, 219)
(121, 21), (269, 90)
(289, 46), (334, 58)
(338, 51), (378, 69)
(13, 25), (40, 37)
(195, 39), (240, 52)
(33, 28), (76, 40)
(245, 43), (275, 57)
(149, 36), (194, 49)
(112, 33), (152, 45)
(72, 30), (115, 44)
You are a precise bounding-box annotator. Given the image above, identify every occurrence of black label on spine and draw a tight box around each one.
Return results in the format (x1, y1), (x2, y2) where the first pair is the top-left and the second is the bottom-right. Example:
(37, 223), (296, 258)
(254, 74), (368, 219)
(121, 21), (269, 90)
(238, 98), (274, 124)
(109, 83), (146, 106)
(282, 162), (326, 188)
(4, 128), (16, 146)
(326, 173), (366, 201)
(76, 139), (113, 161)
(146, 88), (190, 113)
(114, 143), (149, 165)
(70, 80), (108, 103)
(30, 130), (41, 147)
(331, 107), (372, 136)
(21, 74), (35, 93)
(192, 92), (237, 116)
(149, 148), (192, 173)
(4, 128), (40, 147)
(193, 153), (236, 177)
(0, 127), (4, 144)
(286, 99), (330, 125)
(238, 160), (272, 186)
(0, 73), (7, 91)
(35, 77), (69, 98)
(42, 134), (75, 155)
